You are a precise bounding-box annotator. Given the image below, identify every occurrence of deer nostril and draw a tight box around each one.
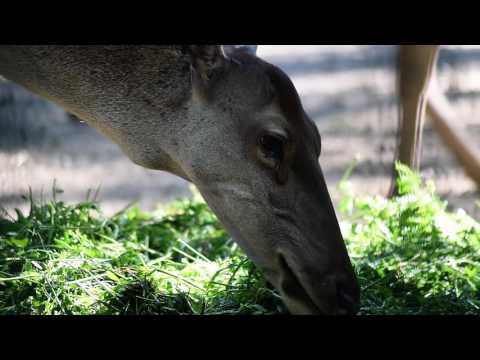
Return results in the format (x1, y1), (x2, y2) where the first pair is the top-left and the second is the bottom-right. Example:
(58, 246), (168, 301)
(336, 286), (360, 315)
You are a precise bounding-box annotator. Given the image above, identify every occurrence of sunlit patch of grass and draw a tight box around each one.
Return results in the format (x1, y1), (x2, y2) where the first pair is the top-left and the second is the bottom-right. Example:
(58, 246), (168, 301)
(339, 163), (480, 315)
(1, 163), (479, 315)
(0, 186), (284, 315)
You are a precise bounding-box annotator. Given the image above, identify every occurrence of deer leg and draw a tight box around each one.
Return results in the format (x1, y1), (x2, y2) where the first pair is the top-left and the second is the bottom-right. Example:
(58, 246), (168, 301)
(390, 45), (440, 196)
(427, 85), (480, 189)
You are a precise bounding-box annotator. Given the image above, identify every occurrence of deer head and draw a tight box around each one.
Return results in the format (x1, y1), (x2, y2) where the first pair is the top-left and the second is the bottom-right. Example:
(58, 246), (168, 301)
(172, 45), (360, 314)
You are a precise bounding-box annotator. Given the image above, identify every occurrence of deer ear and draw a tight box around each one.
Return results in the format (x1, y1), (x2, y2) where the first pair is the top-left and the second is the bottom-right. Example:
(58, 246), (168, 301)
(222, 45), (258, 58)
(187, 45), (227, 82)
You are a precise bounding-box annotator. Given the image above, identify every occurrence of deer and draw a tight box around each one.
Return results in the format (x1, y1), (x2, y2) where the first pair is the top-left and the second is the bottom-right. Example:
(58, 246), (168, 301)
(0, 45), (360, 315)
(394, 45), (480, 194)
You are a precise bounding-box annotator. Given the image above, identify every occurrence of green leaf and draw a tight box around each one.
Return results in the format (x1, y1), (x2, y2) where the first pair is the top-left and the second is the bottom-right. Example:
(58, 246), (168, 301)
(8, 238), (29, 248)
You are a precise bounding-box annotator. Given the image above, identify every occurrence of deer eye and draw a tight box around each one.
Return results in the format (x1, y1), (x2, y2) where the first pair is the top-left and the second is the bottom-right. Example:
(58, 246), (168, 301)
(258, 133), (287, 166)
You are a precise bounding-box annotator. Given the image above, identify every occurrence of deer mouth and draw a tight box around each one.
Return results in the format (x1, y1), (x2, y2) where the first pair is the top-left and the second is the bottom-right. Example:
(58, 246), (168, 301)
(275, 252), (360, 315)
(276, 254), (335, 315)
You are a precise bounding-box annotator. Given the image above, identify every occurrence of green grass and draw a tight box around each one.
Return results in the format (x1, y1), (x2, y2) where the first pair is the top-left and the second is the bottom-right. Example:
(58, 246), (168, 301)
(0, 163), (479, 315)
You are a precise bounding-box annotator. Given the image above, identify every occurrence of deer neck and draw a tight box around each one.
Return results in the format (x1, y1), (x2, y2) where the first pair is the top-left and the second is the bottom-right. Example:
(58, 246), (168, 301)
(0, 45), (195, 178)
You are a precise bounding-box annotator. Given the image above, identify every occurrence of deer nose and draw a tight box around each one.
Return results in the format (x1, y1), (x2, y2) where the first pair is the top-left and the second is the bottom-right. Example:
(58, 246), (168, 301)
(336, 280), (361, 315)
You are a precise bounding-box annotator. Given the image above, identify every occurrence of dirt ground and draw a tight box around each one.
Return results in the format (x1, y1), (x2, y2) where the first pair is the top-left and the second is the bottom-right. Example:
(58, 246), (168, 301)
(0, 45), (479, 220)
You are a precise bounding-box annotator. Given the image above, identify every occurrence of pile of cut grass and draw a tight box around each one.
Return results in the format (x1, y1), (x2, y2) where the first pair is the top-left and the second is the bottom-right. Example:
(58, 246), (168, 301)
(0, 163), (479, 315)
(0, 188), (283, 315)
(340, 163), (480, 314)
